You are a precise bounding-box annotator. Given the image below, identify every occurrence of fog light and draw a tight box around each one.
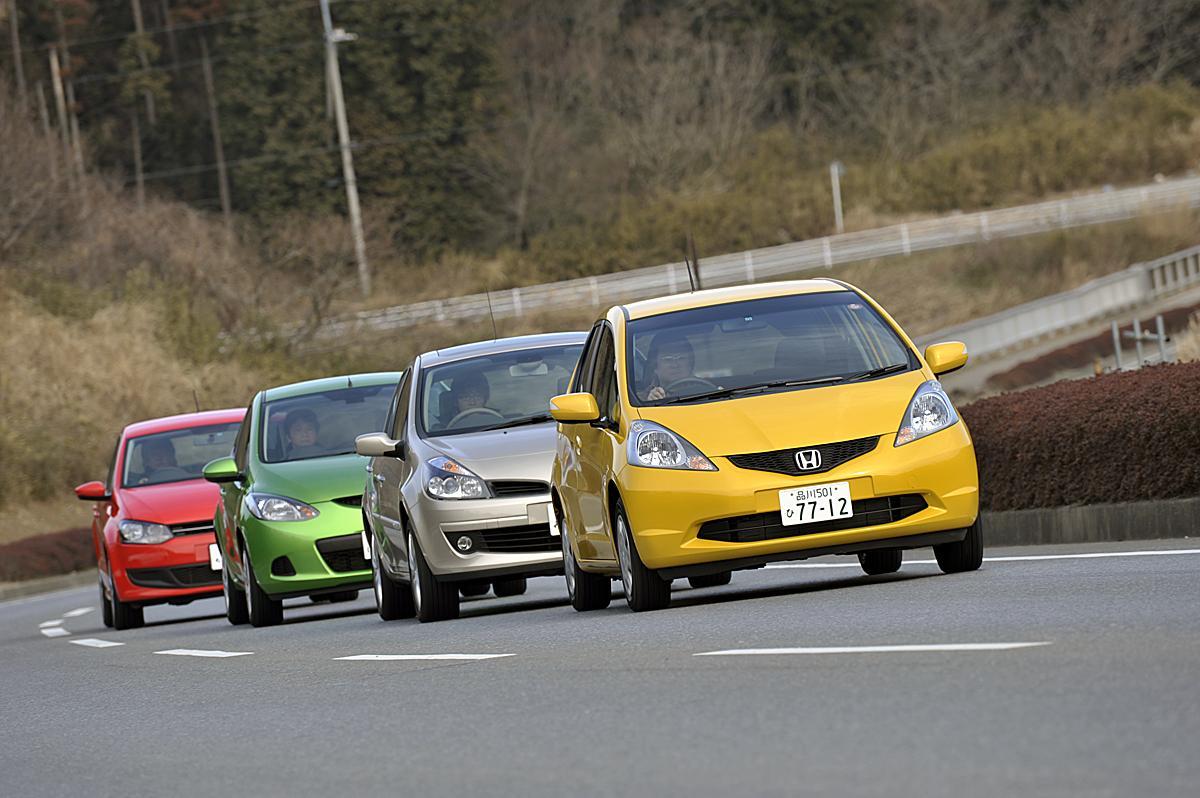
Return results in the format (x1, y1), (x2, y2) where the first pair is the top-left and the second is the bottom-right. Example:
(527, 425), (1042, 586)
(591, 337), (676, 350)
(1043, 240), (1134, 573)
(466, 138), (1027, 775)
(455, 535), (474, 553)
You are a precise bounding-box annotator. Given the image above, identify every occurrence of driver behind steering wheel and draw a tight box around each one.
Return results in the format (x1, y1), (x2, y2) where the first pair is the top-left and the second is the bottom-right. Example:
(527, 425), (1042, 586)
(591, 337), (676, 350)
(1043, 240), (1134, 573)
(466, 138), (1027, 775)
(644, 332), (712, 401)
(448, 372), (492, 424)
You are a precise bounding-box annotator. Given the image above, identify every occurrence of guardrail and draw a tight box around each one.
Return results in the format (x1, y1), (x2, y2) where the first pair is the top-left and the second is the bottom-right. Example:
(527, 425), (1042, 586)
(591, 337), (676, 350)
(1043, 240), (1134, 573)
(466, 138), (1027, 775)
(301, 175), (1200, 350)
(915, 244), (1200, 359)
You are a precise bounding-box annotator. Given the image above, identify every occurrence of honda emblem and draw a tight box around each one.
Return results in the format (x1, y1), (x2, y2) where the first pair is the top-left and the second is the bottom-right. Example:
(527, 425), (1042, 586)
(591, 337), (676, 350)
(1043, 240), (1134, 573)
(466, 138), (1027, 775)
(795, 449), (822, 471)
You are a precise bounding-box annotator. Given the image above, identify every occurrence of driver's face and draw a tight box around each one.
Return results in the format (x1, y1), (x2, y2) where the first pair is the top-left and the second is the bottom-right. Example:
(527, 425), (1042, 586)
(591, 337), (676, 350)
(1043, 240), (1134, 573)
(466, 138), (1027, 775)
(288, 420), (318, 448)
(655, 347), (693, 384)
(457, 390), (486, 412)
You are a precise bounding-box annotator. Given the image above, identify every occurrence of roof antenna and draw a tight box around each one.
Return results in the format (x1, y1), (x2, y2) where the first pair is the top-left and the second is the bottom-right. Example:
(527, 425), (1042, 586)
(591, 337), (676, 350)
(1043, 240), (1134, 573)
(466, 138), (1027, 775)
(192, 388), (201, 413)
(485, 289), (499, 341)
(347, 375), (354, 389)
(684, 231), (702, 291)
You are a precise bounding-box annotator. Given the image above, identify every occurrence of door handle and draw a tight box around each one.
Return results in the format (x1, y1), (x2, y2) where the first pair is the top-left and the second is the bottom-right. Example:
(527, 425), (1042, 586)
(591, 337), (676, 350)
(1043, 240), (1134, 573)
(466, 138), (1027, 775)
(374, 473), (386, 483)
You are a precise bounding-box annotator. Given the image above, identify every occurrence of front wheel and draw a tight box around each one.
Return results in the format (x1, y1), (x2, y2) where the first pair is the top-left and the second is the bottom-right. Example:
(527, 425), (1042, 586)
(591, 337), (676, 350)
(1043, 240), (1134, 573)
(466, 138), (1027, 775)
(934, 517), (984, 574)
(407, 531), (459, 622)
(223, 554), (248, 625)
(243, 547), (283, 627)
(107, 564), (144, 631)
(492, 577), (527, 597)
(373, 536), (415, 621)
(99, 576), (114, 628)
(614, 501), (670, 612)
(858, 549), (902, 576)
(561, 511), (611, 612)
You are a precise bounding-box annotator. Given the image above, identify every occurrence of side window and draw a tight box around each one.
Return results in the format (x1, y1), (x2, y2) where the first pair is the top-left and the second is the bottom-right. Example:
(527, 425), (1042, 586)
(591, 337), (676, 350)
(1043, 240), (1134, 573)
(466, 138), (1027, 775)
(233, 399), (254, 472)
(390, 371), (413, 440)
(572, 323), (604, 393)
(588, 328), (619, 423)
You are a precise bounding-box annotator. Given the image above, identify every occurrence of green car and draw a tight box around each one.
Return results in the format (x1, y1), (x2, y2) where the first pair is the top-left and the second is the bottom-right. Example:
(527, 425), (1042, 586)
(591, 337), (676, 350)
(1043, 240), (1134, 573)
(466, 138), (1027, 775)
(204, 372), (402, 627)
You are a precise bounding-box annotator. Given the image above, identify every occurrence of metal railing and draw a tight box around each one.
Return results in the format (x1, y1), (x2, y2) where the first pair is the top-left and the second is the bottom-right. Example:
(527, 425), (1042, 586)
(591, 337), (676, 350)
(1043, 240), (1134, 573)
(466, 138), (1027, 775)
(303, 175), (1200, 348)
(915, 244), (1200, 359)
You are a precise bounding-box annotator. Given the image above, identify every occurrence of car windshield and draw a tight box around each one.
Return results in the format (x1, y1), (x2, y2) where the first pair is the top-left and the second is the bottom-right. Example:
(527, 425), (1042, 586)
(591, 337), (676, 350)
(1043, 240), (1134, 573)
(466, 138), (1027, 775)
(419, 344), (584, 437)
(261, 383), (397, 463)
(627, 290), (914, 406)
(123, 423), (241, 488)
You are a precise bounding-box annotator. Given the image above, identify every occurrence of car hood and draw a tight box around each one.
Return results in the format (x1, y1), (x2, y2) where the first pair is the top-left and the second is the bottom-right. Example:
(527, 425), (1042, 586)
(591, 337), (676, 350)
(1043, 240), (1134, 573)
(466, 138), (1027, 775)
(255, 453), (370, 504)
(119, 479), (222, 526)
(635, 370), (928, 456)
(421, 422), (557, 482)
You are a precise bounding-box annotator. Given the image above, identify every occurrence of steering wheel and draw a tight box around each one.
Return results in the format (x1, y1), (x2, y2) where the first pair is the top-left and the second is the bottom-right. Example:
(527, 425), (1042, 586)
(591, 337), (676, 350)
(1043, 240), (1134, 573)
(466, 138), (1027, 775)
(664, 377), (718, 396)
(447, 407), (504, 428)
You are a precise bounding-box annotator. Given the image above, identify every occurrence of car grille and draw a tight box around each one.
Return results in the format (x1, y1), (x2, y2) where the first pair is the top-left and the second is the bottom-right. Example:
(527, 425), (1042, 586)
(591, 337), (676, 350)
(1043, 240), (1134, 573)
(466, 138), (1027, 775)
(696, 494), (927, 543)
(127, 564), (222, 589)
(170, 521), (215, 537)
(332, 495), (362, 508)
(444, 523), (560, 554)
(488, 480), (549, 497)
(727, 435), (880, 476)
(315, 534), (370, 573)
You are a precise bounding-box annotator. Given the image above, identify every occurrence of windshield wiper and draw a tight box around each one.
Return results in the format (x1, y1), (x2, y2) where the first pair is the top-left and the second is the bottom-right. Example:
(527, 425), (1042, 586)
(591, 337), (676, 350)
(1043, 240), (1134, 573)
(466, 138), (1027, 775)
(655, 376), (846, 405)
(480, 413), (554, 431)
(836, 363), (909, 383)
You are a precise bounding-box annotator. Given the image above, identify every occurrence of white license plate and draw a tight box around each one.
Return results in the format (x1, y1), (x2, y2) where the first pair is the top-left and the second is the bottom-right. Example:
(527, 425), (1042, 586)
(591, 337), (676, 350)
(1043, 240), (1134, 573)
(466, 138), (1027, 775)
(208, 543), (224, 571)
(779, 481), (853, 527)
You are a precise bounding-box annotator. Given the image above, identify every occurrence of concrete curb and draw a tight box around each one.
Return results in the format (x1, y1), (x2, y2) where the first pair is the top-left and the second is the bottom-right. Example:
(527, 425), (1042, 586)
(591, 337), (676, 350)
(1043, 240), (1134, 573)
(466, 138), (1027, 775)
(0, 570), (97, 603)
(983, 497), (1200, 546)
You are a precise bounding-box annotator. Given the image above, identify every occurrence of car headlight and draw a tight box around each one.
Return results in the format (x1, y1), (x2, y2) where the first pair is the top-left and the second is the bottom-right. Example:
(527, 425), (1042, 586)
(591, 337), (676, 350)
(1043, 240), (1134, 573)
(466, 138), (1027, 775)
(245, 493), (320, 522)
(895, 380), (959, 446)
(118, 520), (173, 544)
(426, 456), (490, 500)
(626, 420), (717, 471)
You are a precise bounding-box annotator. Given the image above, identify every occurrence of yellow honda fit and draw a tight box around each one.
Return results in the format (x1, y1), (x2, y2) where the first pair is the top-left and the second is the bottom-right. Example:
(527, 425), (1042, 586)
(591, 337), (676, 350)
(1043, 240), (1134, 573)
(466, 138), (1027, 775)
(549, 279), (981, 612)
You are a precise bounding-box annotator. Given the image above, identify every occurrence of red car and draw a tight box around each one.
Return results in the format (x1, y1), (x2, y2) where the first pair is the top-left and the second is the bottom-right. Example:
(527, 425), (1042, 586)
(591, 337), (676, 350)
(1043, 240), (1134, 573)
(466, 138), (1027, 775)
(74, 409), (246, 629)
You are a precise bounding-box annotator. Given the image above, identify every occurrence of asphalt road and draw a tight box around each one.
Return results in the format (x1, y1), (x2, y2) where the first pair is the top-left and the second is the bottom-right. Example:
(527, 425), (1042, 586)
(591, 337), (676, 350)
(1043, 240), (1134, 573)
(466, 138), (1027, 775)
(2, 538), (1199, 798)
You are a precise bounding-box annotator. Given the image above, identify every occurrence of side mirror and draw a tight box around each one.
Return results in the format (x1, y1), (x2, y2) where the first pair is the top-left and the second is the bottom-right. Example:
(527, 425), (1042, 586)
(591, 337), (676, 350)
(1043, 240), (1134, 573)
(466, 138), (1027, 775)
(549, 392), (601, 424)
(355, 432), (404, 459)
(203, 456), (243, 484)
(924, 341), (969, 376)
(74, 481), (110, 502)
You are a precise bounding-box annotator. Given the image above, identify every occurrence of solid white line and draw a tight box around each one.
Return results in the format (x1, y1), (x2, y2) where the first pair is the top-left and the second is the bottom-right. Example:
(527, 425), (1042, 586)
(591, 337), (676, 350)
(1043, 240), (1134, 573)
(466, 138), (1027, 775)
(335, 654), (516, 661)
(154, 648), (253, 658)
(40, 627), (70, 638)
(69, 638), (125, 648)
(765, 548), (1200, 569)
(38, 619), (65, 628)
(695, 642), (1051, 656)
(63, 607), (95, 618)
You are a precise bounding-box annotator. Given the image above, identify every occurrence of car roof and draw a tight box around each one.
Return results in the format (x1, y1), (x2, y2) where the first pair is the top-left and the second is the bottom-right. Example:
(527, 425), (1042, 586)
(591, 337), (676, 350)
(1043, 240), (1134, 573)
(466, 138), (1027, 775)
(261, 372), (405, 402)
(123, 408), (246, 438)
(620, 278), (848, 321)
(419, 331), (588, 368)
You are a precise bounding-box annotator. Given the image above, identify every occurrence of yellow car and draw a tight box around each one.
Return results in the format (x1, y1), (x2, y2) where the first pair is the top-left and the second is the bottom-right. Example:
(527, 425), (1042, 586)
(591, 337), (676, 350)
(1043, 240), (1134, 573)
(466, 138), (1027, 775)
(549, 279), (981, 612)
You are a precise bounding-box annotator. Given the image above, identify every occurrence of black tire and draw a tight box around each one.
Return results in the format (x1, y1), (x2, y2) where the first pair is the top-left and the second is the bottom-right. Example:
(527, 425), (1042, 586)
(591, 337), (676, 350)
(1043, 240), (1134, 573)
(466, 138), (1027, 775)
(614, 500), (670, 612)
(99, 575), (114, 629)
(687, 571), (732, 589)
(858, 548), (902, 576)
(492, 577), (527, 597)
(372, 536), (415, 621)
(560, 509), (611, 612)
(934, 516), (984, 574)
(243, 548), (283, 627)
(107, 565), (144, 631)
(459, 581), (491, 598)
(223, 553), (249, 625)
(407, 531), (459, 622)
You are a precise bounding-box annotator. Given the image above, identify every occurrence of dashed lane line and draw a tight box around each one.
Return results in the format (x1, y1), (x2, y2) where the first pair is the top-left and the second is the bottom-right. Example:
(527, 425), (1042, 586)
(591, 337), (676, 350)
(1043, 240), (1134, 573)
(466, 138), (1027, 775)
(695, 642), (1052, 656)
(154, 649), (253, 658)
(40, 627), (70, 638)
(62, 607), (94, 618)
(38, 620), (65, 628)
(335, 654), (516, 661)
(69, 638), (124, 648)
(765, 548), (1200, 569)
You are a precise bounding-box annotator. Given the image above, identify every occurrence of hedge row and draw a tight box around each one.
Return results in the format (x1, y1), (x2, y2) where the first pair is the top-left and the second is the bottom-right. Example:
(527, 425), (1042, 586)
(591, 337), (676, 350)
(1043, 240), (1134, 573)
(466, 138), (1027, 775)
(961, 361), (1200, 512)
(0, 528), (94, 582)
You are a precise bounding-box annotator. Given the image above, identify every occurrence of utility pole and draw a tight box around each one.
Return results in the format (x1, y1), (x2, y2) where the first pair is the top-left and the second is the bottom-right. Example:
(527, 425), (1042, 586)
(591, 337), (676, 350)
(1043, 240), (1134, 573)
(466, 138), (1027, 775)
(200, 37), (232, 229)
(319, 0), (370, 298)
(7, 0), (28, 110)
(129, 0), (156, 124)
(830, 160), (846, 235)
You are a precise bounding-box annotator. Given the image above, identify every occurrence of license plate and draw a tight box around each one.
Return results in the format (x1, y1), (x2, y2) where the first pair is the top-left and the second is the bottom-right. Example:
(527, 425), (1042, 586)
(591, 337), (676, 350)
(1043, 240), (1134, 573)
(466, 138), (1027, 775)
(208, 543), (223, 571)
(779, 481), (853, 527)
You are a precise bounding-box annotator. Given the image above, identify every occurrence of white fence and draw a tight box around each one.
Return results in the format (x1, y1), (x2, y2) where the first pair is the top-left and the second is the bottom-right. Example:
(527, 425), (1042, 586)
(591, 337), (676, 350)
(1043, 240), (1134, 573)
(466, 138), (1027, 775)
(915, 244), (1200, 358)
(302, 175), (1200, 349)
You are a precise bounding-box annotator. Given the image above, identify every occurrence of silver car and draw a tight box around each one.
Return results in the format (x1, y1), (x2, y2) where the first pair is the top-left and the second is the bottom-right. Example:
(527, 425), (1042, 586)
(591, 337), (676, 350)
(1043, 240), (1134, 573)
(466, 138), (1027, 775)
(356, 332), (587, 622)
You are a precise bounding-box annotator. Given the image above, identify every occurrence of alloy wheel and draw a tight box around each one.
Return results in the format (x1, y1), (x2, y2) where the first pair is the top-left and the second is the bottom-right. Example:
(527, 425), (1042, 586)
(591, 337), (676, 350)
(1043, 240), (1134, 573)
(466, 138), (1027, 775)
(407, 533), (422, 615)
(372, 541), (384, 609)
(560, 521), (576, 600)
(615, 514), (634, 599)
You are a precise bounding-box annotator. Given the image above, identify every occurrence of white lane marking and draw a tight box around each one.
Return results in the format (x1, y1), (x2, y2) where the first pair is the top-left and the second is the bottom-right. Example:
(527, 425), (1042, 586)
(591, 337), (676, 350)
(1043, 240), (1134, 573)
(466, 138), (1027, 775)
(335, 654), (516, 661)
(40, 627), (70, 638)
(696, 642), (1051, 656)
(38, 619), (65, 628)
(766, 548), (1200, 569)
(154, 648), (253, 658)
(63, 607), (95, 618)
(70, 638), (125, 648)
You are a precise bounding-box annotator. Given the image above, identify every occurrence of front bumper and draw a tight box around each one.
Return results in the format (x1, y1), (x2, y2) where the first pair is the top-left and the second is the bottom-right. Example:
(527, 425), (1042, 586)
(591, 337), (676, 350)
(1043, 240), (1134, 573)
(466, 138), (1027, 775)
(110, 532), (222, 605)
(619, 424), (979, 572)
(407, 492), (563, 581)
(243, 500), (371, 598)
